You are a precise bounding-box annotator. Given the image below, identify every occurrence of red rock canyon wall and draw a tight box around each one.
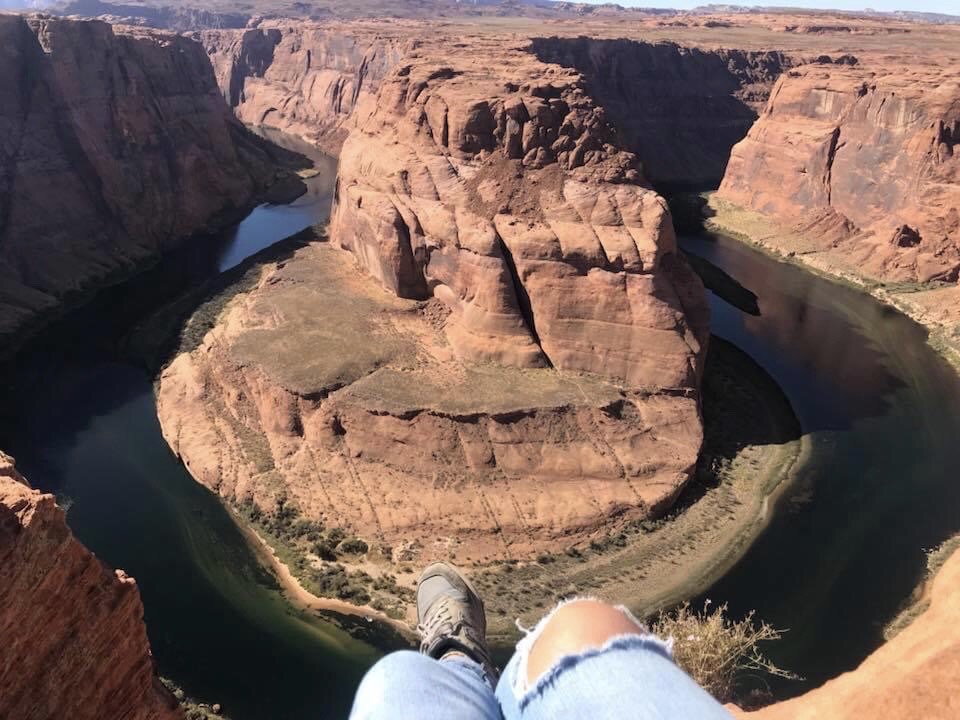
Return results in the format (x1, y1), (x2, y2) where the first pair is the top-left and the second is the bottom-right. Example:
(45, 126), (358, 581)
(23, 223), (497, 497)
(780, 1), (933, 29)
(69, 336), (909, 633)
(0, 452), (180, 720)
(718, 61), (960, 284)
(0, 15), (276, 348)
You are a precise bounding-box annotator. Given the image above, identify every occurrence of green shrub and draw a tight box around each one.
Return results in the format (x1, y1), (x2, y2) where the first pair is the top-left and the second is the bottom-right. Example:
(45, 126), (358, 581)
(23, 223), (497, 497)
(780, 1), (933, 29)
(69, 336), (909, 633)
(327, 527), (347, 545)
(312, 541), (338, 561)
(339, 538), (369, 555)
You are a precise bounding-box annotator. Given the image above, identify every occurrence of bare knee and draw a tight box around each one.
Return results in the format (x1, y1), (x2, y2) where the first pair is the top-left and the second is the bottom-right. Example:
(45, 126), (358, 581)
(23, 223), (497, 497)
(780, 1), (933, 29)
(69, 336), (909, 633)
(526, 600), (643, 686)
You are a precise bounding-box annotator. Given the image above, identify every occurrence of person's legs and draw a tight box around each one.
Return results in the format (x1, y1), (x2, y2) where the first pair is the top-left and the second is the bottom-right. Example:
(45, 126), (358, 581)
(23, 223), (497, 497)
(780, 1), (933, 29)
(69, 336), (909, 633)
(349, 562), (501, 720)
(496, 599), (733, 720)
(349, 650), (499, 720)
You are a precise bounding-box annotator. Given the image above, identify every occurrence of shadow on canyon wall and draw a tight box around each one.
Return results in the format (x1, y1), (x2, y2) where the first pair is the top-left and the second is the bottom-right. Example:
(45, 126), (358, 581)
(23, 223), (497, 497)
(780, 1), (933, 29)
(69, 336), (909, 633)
(528, 37), (792, 188)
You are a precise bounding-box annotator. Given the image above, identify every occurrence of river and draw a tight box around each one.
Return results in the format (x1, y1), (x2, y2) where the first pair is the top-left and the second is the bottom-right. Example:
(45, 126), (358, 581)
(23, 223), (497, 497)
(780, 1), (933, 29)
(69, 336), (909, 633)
(681, 230), (960, 697)
(0, 150), (386, 719)
(1, 152), (959, 715)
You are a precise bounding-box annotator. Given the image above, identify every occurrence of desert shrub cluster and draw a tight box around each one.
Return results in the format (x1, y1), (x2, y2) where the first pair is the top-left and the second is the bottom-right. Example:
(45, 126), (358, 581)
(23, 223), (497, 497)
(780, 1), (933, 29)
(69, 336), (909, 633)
(651, 600), (797, 703)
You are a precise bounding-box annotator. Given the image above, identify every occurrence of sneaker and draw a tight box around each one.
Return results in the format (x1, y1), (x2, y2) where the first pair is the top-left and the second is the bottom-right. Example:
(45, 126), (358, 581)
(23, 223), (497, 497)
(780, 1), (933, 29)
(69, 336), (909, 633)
(416, 562), (497, 677)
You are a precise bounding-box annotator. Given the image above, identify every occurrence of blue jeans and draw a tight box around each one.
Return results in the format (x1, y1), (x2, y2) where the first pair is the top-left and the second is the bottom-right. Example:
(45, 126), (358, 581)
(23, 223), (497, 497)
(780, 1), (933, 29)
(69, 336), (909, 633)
(349, 603), (732, 719)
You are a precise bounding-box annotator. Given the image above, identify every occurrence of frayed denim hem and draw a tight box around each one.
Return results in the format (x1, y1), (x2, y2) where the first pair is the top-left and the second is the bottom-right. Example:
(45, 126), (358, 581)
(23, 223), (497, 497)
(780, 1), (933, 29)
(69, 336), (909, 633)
(510, 597), (674, 709)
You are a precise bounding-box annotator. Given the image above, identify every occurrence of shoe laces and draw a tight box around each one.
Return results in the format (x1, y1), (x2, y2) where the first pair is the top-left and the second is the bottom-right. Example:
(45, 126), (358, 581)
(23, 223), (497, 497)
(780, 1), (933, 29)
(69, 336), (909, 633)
(417, 595), (459, 645)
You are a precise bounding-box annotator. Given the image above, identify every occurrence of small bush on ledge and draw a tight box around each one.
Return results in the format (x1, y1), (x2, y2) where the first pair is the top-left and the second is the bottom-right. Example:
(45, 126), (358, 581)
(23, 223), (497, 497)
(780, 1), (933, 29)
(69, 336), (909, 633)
(651, 601), (798, 704)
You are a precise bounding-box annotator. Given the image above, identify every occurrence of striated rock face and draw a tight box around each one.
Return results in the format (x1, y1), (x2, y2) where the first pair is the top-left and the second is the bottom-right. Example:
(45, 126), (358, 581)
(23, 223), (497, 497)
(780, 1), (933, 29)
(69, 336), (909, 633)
(332, 39), (708, 385)
(200, 24), (407, 153)
(529, 37), (794, 186)
(158, 241), (705, 562)
(738, 547), (960, 720)
(0, 15), (276, 347)
(718, 61), (960, 284)
(0, 452), (181, 720)
(158, 32), (709, 563)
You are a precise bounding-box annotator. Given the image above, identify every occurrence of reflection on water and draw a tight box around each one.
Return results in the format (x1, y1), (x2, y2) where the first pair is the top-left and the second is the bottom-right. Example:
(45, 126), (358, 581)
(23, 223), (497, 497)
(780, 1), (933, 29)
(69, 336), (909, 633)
(217, 153), (338, 272)
(683, 232), (960, 696)
(0, 144), (379, 720)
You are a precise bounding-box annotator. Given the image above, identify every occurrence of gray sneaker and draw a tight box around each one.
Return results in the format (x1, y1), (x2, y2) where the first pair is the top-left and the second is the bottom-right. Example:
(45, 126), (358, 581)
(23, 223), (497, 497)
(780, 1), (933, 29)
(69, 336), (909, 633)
(417, 562), (497, 677)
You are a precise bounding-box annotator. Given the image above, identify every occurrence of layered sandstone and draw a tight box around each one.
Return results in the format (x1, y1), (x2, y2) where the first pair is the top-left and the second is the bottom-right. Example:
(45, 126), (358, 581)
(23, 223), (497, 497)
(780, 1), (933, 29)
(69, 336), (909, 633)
(528, 37), (794, 186)
(0, 15), (277, 348)
(0, 452), (180, 720)
(199, 26), (797, 187)
(200, 24), (408, 152)
(158, 32), (709, 563)
(737, 546), (960, 720)
(718, 60), (960, 285)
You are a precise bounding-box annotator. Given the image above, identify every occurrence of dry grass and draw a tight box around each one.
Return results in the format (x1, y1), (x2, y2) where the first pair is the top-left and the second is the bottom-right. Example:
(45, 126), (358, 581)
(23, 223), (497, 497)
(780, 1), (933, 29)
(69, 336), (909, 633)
(652, 601), (798, 703)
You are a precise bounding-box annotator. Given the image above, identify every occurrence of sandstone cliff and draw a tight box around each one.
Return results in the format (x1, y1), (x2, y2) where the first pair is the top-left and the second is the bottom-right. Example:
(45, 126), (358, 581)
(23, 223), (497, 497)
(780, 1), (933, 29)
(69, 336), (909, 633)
(0, 15), (276, 349)
(718, 60), (960, 285)
(200, 24), (408, 153)
(737, 546), (960, 720)
(157, 31), (710, 564)
(0, 452), (181, 720)
(199, 27), (797, 187)
(529, 37), (794, 186)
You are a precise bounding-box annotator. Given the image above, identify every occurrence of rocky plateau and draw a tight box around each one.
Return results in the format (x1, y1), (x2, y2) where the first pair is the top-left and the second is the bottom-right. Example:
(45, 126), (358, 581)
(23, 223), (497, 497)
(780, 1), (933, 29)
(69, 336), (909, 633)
(159, 29), (715, 563)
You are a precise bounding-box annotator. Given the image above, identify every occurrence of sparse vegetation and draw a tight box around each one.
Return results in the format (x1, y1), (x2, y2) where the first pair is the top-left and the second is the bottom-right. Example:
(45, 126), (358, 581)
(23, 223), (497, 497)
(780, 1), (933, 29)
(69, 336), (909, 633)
(160, 678), (227, 719)
(651, 601), (798, 703)
(235, 496), (411, 616)
(339, 538), (370, 555)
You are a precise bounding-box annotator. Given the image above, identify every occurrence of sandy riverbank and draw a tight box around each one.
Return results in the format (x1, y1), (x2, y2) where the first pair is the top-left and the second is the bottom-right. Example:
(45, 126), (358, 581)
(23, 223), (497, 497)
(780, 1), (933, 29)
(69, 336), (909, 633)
(234, 511), (416, 639)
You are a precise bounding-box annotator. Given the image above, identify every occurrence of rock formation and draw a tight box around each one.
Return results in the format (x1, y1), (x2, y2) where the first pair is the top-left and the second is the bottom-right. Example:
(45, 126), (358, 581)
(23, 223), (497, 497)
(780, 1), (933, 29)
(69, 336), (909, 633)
(528, 37), (794, 186)
(0, 452), (180, 720)
(157, 31), (710, 563)
(737, 546), (960, 720)
(199, 24), (408, 153)
(0, 15), (277, 350)
(200, 27), (796, 187)
(718, 60), (960, 285)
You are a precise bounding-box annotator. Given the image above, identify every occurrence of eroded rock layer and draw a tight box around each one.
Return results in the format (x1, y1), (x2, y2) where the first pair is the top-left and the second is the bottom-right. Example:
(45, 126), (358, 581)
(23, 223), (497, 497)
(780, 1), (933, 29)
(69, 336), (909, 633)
(0, 452), (180, 720)
(158, 32), (710, 563)
(529, 37), (794, 186)
(0, 15), (275, 345)
(200, 24), (407, 153)
(719, 60), (960, 284)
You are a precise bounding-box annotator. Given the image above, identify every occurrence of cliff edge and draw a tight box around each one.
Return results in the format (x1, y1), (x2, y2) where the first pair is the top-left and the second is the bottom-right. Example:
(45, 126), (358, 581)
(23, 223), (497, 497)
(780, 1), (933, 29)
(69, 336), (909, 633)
(738, 546), (960, 720)
(0, 452), (181, 720)
(0, 15), (277, 349)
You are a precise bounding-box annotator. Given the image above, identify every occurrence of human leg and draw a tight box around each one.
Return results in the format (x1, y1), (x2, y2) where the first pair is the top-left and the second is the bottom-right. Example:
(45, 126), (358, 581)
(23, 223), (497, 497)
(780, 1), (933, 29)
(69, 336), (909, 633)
(349, 562), (501, 720)
(496, 599), (732, 720)
(349, 650), (499, 720)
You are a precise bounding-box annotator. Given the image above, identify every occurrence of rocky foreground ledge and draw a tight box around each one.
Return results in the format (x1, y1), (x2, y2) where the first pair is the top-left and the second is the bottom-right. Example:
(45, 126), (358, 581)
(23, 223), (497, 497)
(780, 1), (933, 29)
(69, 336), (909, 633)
(0, 453), (179, 720)
(736, 543), (960, 720)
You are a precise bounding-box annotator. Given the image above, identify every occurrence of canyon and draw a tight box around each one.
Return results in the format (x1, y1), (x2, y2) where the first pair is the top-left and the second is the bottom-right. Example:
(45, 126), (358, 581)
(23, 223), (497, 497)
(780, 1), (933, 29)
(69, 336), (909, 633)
(158, 28), (715, 567)
(0, 5), (958, 719)
(0, 14), (288, 353)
